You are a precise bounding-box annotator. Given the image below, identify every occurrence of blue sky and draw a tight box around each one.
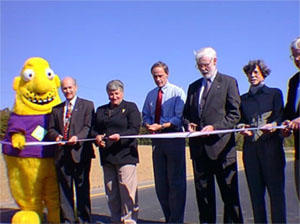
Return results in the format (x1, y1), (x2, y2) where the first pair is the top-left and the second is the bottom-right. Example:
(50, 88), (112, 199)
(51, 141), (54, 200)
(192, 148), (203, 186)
(1, 0), (299, 111)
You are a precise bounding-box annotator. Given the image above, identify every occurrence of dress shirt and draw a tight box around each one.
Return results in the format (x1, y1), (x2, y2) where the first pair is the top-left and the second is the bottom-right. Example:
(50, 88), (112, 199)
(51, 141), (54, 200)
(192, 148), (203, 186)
(142, 81), (186, 130)
(64, 96), (77, 125)
(198, 70), (217, 108)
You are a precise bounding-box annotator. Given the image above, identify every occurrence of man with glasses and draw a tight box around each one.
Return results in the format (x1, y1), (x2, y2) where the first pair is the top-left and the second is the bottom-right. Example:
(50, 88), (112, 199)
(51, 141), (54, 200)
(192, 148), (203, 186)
(283, 36), (300, 200)
(183, 47), (243, 223)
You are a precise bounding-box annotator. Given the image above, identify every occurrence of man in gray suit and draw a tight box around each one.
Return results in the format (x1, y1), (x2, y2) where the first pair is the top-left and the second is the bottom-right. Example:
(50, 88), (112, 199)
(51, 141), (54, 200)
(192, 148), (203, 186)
(183, 47), (243, 223)
(48, 77), (95, 223)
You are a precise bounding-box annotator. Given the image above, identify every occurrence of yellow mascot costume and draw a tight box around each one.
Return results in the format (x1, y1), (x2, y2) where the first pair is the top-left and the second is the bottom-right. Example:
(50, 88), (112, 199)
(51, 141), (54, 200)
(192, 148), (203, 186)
(2, 57), (61, 223)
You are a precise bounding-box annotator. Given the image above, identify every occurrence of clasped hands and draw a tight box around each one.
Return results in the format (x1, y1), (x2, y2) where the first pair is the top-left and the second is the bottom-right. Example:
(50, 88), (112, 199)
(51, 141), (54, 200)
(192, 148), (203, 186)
(95, 133), (120, 148)
(145, 123), (164, 133)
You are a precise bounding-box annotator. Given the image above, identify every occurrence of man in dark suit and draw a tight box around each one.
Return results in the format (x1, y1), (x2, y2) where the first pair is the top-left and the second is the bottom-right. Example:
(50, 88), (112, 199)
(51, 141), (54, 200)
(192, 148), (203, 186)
(283, 37), (300, 200)
(48, 77), (95, 223)
(183, 47), (243, 223)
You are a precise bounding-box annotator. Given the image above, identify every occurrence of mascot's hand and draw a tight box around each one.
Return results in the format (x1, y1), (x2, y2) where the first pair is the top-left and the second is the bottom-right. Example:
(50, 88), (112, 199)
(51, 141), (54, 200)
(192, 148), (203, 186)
(12, 133), (26, 150)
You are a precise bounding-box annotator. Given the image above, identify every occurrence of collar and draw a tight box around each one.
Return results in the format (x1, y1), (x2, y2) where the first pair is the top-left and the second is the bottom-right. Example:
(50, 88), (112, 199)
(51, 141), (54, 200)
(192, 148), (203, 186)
(106, 100), (125, 116)
(203, 69), (217, 83)
(66, 96), (77, 106)
(158, 81), (170, 93)
(201, 70), (217, 85)
(109, 99), (124, 109)
(209, 69), (217, 82)
(245, 84), (269, 98)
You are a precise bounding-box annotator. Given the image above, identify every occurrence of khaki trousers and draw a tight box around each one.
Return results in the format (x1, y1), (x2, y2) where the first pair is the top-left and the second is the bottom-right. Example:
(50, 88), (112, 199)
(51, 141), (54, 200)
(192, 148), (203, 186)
(103, 164), (138, 224)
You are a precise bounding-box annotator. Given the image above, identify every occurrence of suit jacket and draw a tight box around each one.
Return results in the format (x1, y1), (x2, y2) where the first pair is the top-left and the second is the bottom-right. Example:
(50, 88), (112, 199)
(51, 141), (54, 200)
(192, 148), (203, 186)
(284, 72), (299, 121)
(48, 97), (95, 163)
(91, 100), (141, 166)
(183, 72), (241, 160)
(284, 72), (299, 159)
(240, 85), (284, 157)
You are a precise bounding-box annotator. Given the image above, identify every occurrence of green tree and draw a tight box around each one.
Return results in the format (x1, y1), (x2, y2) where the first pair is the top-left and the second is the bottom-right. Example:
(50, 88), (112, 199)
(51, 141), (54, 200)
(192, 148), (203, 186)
(138, 126), (152, 145)
(235, 132), (244, 151)
(0, 108), (11, 140)
(283, 134), (294, 148)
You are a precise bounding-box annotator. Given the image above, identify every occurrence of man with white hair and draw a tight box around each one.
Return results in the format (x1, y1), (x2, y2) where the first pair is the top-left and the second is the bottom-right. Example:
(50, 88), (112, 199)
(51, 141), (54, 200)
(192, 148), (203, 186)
(283, 36), (300, 200)
(183, 47), (243, 223)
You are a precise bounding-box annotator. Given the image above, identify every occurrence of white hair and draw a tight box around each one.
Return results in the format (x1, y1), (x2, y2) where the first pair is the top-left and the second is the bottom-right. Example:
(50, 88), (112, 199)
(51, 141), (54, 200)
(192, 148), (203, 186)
(194, 47), (217, 62)
(290, 37), (300, 50)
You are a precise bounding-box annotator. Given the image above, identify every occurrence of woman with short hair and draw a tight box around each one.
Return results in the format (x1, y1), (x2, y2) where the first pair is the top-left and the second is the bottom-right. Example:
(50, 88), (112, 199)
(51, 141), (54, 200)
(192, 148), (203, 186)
(92, 80), (141, 224)
(239, 60), (286, 223)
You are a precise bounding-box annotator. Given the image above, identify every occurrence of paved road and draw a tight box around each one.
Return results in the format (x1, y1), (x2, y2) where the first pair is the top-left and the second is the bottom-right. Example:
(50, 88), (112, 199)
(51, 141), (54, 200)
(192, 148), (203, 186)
(90, 158), (299, 223)
(1, 158), (299, 223)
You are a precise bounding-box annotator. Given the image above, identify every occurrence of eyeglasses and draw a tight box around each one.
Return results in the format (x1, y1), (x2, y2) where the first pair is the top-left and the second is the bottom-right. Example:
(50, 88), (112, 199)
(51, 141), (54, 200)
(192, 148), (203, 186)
(196, 58), (214, 69)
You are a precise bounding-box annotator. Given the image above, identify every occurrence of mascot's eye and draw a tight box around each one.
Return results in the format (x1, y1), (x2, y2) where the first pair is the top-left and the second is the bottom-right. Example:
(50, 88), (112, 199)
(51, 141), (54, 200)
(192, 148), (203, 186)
(45, 68), (54, 80)
(22, 69), (35, 82)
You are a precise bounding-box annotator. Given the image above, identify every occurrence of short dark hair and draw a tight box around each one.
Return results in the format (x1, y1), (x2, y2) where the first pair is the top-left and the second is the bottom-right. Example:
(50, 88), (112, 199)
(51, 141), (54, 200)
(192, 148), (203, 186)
(243, 60), (271, 78)
(151, 61), (169, 74)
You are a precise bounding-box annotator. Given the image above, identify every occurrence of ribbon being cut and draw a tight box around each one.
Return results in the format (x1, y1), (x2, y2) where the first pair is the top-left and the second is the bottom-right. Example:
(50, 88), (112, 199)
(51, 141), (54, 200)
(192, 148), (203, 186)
(0, 125), (286, 146)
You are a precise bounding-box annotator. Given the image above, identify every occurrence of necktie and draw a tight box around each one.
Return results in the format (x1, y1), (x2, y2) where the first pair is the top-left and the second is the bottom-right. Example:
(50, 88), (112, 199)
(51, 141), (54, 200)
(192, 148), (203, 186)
(154, 88), (163, 124)
(63, 102), (72, 140)
(295, 85), (300, 112)
(199, 79), (212, 116)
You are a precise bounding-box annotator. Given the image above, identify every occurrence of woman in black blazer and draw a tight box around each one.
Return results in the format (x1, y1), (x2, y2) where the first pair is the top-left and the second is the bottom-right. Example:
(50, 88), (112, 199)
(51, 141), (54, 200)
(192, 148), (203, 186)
(239, 60), (286, 223)
(91, 80), (141, 223)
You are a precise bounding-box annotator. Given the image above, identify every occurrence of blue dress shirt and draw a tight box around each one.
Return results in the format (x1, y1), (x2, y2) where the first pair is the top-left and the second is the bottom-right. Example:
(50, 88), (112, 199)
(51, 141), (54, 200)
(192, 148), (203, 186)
(142, 81), (186, 130)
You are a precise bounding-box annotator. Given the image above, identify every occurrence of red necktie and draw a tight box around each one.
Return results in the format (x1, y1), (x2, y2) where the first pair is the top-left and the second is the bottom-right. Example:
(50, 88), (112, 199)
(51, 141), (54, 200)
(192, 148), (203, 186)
(63, 102), (72, 140)
(154, 88), (163, 124)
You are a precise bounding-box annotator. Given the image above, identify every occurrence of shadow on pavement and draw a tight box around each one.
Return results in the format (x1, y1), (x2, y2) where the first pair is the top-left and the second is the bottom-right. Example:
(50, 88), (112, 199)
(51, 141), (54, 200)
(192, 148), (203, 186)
(1, 209), (164, 224)
(137, 219), (164, 223)
(91, 213), (164, 223)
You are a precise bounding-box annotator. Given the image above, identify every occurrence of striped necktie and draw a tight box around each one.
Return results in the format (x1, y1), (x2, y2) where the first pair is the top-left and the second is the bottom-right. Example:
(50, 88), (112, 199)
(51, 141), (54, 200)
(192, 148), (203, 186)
(63, 102), (72, 140)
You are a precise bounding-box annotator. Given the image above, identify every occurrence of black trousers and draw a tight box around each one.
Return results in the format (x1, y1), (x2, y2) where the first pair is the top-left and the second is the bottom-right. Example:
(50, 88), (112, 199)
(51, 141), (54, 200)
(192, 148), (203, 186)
(243, 140), (286, 223)
(192, 151), (243, 224)
(55, 153), (92, 223)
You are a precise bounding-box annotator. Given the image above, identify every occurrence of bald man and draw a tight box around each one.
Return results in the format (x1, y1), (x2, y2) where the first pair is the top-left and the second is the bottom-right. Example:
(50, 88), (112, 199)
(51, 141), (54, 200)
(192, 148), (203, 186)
(48, 77), (95, 223)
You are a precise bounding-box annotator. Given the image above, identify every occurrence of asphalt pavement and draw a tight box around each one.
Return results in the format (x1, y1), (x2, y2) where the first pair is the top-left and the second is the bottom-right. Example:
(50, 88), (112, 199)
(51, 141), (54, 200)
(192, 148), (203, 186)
(90, 158), (299, 223)
(1, 157), (299, 223)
